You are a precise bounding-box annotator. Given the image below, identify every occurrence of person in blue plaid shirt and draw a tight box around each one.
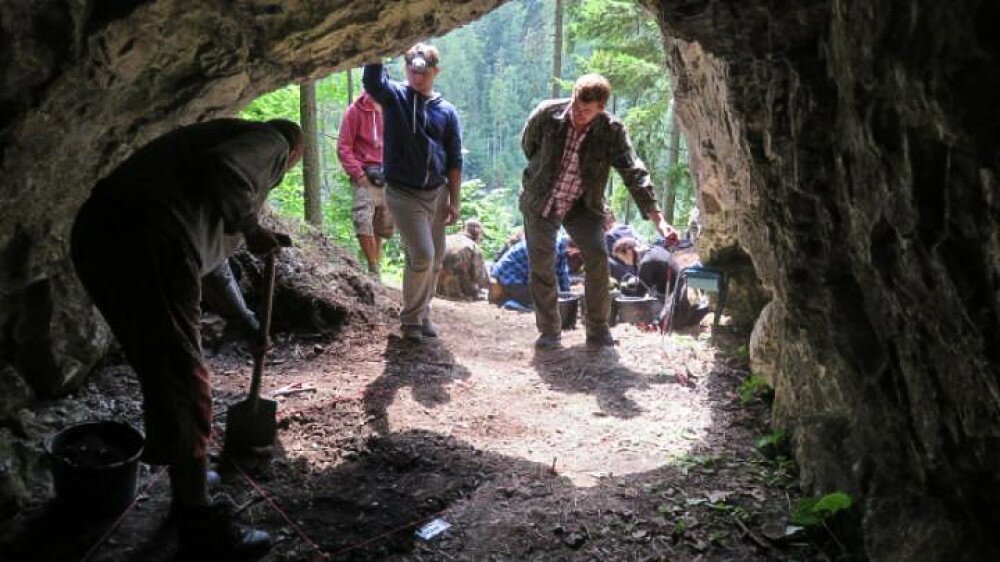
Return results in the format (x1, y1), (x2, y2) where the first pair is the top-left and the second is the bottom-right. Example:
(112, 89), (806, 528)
(490, 235), (571, 309)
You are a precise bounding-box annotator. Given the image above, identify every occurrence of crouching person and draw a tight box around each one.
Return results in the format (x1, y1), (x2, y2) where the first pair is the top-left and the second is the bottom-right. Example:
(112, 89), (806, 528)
(437, 219), (489, 300)
(70, 118), (303, 559)
(490, 235), (571, 311)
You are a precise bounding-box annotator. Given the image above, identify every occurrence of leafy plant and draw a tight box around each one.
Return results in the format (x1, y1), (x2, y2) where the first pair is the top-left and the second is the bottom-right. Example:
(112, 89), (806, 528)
(755, 429), (788, 451)
(792, 492), (853, 527)
(739, 374), (771, 404)
(672, 517), (687, 538)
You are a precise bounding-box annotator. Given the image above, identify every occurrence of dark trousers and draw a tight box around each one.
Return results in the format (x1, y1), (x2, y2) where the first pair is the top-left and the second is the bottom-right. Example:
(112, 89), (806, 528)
(522, 203), (610, 336)
(70, 195), (211, 465)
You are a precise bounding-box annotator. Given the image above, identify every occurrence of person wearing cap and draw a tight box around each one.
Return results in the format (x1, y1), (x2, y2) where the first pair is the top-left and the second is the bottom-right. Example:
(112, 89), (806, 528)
(519, 74), (678, 350)
(363, 43), (464, 342)
(70, 118), (303, 558)
(338, 91), (392, 278)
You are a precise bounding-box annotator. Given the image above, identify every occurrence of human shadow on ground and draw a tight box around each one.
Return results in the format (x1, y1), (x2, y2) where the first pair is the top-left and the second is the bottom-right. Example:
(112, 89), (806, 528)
(0, 334), (831, 561)
(529, 343), (678, 419)
(363, 335), (472, 435)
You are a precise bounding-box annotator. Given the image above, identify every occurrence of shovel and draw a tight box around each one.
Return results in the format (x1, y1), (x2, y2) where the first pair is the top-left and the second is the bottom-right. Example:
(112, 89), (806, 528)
(223, 251), (278, 457)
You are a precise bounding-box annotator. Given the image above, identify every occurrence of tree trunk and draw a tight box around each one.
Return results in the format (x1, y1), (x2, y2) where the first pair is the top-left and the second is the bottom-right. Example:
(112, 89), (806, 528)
(551, 0), (564, 98)
(346, 68), (353, 104)
(300, 80), (323, 226)
(662, 103), (681, 224)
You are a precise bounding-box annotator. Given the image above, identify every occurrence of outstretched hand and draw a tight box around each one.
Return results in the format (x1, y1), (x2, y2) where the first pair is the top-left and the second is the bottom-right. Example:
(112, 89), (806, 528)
(648, 211), (679, 244)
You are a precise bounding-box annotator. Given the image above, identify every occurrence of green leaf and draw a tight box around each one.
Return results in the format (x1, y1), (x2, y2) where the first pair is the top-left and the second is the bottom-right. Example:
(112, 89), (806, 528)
(813, 491), (853, 515)
(791, 498), (822, 526)
(791, 491), (853, 526)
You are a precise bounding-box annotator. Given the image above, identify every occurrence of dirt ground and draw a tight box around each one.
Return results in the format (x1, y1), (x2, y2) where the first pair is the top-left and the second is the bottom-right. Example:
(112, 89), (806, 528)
(1, 293), (824, 561)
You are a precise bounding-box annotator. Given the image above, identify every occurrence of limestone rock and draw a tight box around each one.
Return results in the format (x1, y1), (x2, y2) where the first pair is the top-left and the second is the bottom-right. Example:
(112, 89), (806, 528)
(652, 0), (1000, 557)
(748, 300), (778, 386)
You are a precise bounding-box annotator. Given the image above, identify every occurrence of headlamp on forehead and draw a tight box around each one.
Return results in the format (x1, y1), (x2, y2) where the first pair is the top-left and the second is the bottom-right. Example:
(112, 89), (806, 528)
(407, 53), (433, 74)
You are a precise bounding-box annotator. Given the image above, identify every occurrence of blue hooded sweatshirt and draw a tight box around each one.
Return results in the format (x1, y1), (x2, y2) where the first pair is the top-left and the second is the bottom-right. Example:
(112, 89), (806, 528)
(362, 63), (463, 190)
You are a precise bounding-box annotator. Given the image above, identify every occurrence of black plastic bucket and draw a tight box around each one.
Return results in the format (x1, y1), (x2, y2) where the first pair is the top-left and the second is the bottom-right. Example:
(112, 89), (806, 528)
(44, 421), (144, 514)
(558, 292), (579, 330)
(615, 295), (660, 325)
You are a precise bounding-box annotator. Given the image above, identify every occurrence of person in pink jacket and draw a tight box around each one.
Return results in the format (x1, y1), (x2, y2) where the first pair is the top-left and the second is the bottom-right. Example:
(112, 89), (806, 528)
(338, 91), (393, 277)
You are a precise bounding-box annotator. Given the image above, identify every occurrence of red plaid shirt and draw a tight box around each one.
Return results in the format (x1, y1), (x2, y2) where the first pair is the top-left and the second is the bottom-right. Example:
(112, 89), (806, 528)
(542, 109), (592, 219)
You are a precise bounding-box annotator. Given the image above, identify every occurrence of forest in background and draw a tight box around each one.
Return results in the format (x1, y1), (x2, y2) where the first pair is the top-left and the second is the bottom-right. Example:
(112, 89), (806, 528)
(242, 0), (694, 275)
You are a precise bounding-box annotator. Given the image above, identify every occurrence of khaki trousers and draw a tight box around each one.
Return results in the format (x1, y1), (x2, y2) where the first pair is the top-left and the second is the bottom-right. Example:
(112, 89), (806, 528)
(386, 184), (448, 326)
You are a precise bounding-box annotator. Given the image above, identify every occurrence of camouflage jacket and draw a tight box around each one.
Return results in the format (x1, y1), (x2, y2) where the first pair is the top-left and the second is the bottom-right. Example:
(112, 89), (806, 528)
(518, 99), (660, 219)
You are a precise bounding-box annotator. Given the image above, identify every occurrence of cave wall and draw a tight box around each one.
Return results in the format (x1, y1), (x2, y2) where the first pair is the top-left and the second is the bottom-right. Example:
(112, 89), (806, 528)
(644, 0), (1000, 559)
(0, 0), (504, 416)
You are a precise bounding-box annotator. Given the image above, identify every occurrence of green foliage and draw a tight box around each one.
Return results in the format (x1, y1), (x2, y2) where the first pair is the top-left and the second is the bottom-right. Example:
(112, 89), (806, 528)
(672, 517), (687, 537)
(238, 0), (694, 272)
(792, 492), (853, 527)
(755, 429), (788, 452)
(241, 85), (304, 218)
(739, 374), (771, 404)
(450, 179), (518, 258)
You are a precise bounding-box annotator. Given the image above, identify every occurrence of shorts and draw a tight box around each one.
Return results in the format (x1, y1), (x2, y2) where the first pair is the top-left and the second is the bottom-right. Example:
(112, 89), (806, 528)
(352, 178), (394, 238)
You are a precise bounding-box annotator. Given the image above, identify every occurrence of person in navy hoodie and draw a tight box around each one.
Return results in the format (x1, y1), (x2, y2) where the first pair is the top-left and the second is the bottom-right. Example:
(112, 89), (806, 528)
(364, 43), (464, 342)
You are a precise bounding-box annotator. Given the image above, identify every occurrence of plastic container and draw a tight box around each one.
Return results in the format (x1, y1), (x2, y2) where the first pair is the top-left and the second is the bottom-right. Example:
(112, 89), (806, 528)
(44, 421), (144, 514)
(615, 295), (661, 325)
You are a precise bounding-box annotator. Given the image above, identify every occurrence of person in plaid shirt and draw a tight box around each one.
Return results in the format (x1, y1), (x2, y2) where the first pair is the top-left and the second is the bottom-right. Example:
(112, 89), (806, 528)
(490, 235), (571, 309)
(519, 74), (677, 349)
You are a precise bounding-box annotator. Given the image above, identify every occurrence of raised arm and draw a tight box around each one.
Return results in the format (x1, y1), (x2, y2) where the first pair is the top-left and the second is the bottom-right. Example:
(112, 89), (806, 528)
(362, 63), (394, 106)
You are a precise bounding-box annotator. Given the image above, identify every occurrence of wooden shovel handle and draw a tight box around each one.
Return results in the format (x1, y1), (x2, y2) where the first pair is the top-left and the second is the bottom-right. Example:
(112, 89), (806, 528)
(247, 252), (277, 404)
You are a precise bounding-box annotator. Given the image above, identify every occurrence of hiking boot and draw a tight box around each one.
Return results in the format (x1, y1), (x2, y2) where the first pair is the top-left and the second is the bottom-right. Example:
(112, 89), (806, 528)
(421, 319), (438, 338)
(176, 499), (272, 559)
(534, 333), (562, 350)
(402, 324), (423, 343)
(586, 326), (617, 348)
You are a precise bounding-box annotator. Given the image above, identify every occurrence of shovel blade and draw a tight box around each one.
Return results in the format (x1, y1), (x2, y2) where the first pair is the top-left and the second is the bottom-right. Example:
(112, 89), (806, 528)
(223, 397), (278, 457)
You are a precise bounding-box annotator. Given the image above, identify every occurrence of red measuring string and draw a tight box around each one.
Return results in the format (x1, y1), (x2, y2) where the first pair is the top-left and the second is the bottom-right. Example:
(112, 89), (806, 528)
(79, 466), (166, 562)
(222, 387), (455, 560)
(228, 459), (330, 560)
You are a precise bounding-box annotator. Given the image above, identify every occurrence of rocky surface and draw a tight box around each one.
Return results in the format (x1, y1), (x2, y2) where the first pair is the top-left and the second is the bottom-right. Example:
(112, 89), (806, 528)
(648, 0), (1000, 559)
(1, 0), (998, 558)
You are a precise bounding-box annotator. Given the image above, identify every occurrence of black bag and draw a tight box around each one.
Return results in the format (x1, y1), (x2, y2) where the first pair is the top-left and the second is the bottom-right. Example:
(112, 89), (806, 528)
(363, 165), (385, 187)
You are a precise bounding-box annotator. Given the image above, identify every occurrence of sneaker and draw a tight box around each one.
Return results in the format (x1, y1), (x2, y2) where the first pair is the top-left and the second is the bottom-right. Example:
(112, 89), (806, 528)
(586, 326), (617, 348)
(534, 333), (562, 350)
(176, 499), (272, 559)
(402, 324), (423, 342)
(421, 319), (438, 338)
